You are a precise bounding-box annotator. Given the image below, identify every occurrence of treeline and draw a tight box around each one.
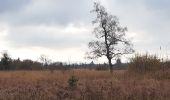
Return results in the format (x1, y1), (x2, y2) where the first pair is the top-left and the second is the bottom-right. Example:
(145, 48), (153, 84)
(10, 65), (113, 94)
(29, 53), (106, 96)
(0, 52), (116, 70)
(0, 52), (64, 70)
(0, 52), (56, 70)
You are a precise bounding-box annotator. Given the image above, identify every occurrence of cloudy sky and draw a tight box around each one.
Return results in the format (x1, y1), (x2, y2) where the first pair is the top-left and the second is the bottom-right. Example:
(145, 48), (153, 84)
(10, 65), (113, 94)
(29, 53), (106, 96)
(0, 0), (170, 63)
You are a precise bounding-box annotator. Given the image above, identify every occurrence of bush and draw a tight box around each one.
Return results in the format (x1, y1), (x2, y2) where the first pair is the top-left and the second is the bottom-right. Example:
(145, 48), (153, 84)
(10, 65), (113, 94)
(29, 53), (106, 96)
(95, 65), (109, 70)
(128, 54), (161, 73)
(68, 75), (78, 88)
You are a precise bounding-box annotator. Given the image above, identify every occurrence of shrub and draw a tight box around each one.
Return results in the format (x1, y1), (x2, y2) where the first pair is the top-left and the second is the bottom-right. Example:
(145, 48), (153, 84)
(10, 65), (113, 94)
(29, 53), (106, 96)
(95, 65), (109, 70)
(128, 54), (161, 74)
(68, 75), (78, 88)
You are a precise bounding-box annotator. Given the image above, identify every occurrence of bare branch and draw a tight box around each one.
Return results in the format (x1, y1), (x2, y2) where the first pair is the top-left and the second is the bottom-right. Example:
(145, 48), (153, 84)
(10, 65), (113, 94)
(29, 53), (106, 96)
(87, 2), (134, 72)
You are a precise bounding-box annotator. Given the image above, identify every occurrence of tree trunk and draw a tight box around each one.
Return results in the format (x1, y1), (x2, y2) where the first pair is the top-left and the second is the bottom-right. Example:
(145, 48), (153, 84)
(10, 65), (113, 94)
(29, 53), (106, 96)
(108, 58), (113, 73)
(102, 21), (112, 73)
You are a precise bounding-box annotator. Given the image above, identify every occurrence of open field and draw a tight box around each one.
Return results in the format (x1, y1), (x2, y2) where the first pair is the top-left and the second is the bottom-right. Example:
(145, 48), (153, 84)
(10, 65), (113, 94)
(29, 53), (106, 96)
(0, 69), (169, 100)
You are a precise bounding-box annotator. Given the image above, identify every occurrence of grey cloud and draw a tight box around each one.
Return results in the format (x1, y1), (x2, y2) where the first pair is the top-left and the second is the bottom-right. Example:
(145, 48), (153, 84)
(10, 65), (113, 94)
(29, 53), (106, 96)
(0, 0), (94, 26)
(0, 0), (31, 13)
(5, 25), (91, 49)
(106, 0), (170, 50)
(0, 0), (94, 50)
(1, 0), (170, 55)
(145, 0), (170, 11)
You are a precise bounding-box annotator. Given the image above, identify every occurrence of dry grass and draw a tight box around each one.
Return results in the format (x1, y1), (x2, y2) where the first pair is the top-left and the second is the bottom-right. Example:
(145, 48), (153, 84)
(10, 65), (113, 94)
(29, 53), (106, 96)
(0, 69), (169, 100)
(128, 54), (161, 74)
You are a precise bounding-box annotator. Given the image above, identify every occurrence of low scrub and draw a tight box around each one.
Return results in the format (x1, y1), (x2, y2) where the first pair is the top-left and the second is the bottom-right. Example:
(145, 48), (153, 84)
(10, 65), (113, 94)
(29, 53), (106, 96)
(128, 54), (161, 74)
(95, 66), (109, 70)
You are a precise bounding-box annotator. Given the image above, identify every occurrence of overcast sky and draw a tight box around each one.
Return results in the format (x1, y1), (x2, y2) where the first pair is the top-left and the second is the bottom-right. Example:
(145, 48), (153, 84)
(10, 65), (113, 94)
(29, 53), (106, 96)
(0, 0), (170, 63)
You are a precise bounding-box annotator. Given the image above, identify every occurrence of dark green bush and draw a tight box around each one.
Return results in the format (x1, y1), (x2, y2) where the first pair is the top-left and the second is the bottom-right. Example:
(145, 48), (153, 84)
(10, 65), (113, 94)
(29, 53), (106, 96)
(68, 75), (78, 88)
(0, 52), (12, 70)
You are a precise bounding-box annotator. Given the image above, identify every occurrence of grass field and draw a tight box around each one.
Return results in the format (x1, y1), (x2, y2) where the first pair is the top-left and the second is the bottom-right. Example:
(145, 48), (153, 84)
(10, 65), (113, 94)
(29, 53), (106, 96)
(0, 69), (169, 100)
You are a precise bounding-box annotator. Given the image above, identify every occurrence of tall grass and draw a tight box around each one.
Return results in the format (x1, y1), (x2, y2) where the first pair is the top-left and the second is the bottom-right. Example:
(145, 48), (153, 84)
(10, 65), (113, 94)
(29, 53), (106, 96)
(128, 54), (161, 74)
(0, 69), (169, 99)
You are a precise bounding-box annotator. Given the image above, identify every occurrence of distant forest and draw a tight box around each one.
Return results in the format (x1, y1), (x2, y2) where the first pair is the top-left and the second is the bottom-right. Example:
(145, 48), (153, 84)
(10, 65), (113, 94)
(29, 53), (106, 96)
(0, 51), (127, 70)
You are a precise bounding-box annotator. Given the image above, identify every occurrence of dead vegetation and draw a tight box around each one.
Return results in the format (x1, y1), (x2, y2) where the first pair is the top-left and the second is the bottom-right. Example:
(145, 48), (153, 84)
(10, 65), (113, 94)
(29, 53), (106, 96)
(0, 69), (169, 100)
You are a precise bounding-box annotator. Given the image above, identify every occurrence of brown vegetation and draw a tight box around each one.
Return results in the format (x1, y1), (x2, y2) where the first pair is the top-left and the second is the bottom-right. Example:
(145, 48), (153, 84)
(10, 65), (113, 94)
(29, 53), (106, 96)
(0, 69), (169, 100)
(128, 54), (161, 73)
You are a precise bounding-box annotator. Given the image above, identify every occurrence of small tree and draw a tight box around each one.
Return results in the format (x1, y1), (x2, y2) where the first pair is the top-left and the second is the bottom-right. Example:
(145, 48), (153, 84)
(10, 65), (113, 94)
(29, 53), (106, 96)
(68, 75), (78, 88)
(0, 52), (12, 70)
(87, 2), (134, 73)
(39, 54), (51, 69)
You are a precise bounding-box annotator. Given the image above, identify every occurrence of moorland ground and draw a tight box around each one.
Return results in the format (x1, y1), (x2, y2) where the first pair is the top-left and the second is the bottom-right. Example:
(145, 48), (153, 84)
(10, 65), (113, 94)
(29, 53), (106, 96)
(0, 69), (169, 100)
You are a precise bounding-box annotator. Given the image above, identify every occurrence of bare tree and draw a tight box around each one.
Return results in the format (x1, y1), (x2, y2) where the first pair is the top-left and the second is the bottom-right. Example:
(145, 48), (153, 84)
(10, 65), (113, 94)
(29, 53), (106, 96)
(87, 2), (134, 73)
(39, 54), (51, 68)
